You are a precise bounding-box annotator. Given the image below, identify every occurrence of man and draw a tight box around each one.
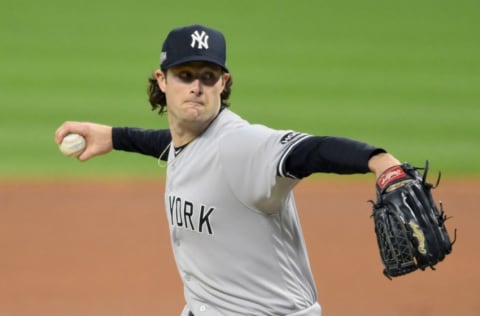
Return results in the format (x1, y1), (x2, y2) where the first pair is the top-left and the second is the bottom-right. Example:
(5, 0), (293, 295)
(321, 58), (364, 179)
(56, 24), (401, 315)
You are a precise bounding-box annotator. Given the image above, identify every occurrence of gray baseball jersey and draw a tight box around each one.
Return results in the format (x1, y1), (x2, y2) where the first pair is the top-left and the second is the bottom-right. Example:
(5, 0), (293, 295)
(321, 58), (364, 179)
(165, 109), (321, 316)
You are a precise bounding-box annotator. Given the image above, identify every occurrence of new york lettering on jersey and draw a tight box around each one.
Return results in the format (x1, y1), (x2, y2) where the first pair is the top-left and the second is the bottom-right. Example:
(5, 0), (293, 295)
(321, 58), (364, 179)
(168, 194), (215, 235)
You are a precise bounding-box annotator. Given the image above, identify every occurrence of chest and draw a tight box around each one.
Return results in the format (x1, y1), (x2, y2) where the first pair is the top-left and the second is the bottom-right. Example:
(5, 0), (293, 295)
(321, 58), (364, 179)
(165, 140), (226, 201)
(164, 142), (235, 237)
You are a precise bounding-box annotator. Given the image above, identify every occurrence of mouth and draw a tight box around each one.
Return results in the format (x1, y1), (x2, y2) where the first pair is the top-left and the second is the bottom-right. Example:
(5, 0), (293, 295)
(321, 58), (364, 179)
(184, 100), (204, 106)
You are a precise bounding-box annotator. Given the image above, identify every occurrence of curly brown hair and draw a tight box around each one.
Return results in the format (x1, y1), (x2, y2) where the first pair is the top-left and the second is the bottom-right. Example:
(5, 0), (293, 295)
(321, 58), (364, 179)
(147, 72), (233, 115)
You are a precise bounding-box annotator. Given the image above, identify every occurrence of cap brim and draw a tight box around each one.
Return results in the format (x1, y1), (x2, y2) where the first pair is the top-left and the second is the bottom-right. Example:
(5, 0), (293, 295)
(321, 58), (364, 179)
(162, 56), (228, 73)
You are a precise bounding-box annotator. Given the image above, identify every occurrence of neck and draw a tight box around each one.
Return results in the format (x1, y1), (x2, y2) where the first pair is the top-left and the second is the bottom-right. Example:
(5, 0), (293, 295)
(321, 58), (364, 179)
(168, 118), (211, 147)
(167, 106), (224, 147)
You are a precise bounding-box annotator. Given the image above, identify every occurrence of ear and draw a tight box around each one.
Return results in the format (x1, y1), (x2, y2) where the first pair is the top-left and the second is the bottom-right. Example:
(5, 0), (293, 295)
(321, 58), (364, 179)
(155, 69), (167, 92)
(221, 72), (231, 88)
(223, 72), (230, 83)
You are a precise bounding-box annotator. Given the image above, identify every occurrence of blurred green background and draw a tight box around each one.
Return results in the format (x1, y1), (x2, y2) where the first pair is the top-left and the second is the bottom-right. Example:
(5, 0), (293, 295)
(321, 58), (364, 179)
(1, 0), (478, 179)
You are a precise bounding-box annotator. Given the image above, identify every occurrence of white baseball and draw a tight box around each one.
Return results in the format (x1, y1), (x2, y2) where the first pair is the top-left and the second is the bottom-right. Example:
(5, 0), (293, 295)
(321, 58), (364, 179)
(59, 133), (86, 157)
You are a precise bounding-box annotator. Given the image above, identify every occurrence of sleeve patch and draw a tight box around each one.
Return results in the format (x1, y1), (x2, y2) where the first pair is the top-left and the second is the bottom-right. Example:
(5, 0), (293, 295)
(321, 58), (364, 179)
(277, 133), (312, 178)
(280, 132), (302, 145)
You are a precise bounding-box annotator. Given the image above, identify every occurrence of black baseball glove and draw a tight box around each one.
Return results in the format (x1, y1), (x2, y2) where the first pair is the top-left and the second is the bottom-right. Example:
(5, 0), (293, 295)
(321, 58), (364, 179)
(371, 161), (455, 279)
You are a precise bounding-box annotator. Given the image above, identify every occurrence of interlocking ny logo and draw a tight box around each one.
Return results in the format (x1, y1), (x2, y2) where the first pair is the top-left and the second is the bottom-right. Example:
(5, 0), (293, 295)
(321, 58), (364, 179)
(191, 30), (209, 49)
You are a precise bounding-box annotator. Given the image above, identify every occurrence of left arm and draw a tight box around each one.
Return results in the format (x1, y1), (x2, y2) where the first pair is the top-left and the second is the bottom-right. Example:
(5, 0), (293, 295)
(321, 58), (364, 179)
(280, 136), (400, 178)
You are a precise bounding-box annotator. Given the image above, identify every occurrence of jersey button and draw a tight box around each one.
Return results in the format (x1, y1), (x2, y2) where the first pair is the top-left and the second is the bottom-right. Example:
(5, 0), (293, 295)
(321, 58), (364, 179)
(172, 229), (181, 246)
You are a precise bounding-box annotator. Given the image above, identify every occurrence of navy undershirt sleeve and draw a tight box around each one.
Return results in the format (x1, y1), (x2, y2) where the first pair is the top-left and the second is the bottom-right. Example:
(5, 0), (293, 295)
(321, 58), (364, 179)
(282, 136), (386, 178)
(112, 128), (384, 171)
(112, 127), (172, 160)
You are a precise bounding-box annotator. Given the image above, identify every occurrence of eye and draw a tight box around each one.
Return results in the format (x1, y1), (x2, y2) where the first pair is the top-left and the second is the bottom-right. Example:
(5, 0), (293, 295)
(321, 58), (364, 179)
(177, 71), (194, 82)
(200, 71), (220, 86)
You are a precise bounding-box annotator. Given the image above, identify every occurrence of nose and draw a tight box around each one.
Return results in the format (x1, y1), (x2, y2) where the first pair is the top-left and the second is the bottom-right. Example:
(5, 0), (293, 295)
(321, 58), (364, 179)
(190, 79), (203, 95)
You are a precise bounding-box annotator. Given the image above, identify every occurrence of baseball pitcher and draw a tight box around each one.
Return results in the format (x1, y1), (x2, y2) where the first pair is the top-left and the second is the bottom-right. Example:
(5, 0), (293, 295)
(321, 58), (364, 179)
(55, 24), (454, 315)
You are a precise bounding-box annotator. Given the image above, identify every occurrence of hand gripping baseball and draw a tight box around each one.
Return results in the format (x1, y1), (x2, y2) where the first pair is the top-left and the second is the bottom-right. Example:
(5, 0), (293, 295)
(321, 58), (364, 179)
(371, 161), (456, 278)
(55, 122), (113, 161)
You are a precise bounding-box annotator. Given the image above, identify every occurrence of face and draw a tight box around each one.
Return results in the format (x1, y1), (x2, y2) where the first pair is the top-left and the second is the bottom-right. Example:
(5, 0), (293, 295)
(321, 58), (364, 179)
(156, 62), (230, 129)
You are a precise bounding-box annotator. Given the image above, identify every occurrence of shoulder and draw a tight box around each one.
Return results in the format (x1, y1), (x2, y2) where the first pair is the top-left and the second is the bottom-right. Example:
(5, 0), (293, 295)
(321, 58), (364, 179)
(221, 123), (273, 151)
(209, 109), (273, 145)
(215, 110), (311, 157)
(222, 122), (308, 151)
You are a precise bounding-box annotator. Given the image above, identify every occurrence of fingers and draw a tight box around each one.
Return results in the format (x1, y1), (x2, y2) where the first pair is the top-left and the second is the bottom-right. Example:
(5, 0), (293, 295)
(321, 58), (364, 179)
(55, 121), (89, 144)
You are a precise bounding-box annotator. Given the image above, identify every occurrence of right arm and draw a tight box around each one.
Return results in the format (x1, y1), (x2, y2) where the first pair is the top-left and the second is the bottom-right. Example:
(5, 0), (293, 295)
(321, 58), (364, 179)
(55, 122), (171, 161)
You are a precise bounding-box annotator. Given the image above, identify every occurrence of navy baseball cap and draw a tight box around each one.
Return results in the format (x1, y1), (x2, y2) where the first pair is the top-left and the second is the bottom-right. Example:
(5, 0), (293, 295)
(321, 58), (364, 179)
(160, 24), (228, 72)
